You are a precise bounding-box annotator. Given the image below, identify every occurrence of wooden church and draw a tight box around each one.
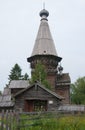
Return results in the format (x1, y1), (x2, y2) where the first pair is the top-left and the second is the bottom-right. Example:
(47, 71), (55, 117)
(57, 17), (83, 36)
(0, 8), (71, 112)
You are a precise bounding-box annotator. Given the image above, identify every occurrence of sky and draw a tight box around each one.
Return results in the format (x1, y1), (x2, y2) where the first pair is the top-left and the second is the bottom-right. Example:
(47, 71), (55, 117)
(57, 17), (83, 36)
(0, 0), (85, 91)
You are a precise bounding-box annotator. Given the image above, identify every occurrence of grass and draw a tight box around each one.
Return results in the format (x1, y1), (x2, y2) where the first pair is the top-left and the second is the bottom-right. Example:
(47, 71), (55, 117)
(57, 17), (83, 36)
(17, 113), (85, 130)
(1, 112), (85, 130)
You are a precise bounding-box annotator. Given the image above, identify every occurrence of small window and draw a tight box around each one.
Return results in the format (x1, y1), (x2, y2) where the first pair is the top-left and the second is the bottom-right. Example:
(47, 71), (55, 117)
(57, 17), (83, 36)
(44, 50), (46, 53)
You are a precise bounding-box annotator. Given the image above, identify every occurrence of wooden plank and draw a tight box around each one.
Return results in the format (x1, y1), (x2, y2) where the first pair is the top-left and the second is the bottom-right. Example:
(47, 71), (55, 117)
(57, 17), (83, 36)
(6, 110), (9, 130)
(16, 111), (20, 130)
(1, 110), (4, 130)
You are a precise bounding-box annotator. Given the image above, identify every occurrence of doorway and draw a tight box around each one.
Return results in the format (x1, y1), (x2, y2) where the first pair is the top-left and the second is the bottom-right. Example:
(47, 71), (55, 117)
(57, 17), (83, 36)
(24, 99), (47, 112)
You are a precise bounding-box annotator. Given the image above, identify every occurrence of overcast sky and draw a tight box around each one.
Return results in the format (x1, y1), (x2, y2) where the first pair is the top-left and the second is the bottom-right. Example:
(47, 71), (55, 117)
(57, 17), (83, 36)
(0, 0), (85, 91)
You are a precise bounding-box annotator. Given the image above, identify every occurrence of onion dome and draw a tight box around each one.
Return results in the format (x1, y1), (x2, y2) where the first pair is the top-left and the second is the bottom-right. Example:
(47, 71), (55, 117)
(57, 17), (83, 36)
(39, 9), (49, 21)
(58, 65), (63, 74)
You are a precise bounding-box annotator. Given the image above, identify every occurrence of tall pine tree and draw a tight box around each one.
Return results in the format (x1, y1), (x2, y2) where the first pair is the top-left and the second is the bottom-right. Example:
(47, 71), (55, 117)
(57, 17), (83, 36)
(8, 64), (22, 82)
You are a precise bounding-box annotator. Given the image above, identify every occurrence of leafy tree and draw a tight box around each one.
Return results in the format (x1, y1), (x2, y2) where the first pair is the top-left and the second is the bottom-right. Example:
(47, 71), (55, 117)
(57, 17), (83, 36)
(71, 76), (85, 104)
(30, 62), (51, 90)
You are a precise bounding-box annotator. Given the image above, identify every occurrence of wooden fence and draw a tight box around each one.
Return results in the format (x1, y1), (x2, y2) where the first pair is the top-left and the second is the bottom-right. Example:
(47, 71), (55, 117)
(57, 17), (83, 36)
(16, 111), (57, 130)
(0, 110), (19, 130)
(0, 110), (57, 130)
(0, 109), (85, 130)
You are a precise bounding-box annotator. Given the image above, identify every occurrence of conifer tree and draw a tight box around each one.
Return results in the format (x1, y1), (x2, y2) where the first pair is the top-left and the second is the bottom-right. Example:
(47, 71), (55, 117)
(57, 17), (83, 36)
(8, 63), (29, 83)
(22, 73), (29, 80)
(8, 63), (22, 81)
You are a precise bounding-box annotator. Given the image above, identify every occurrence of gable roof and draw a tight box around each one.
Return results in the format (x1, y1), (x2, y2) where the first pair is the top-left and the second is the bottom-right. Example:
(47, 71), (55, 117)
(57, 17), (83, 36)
(9, 80), (29, 89)
(14, 82), (64, 100)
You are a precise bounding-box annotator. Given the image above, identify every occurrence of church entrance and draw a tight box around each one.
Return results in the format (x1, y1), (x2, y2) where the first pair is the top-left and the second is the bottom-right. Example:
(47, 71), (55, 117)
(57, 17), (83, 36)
(34, 100), (47, 111)
(24, 99), (47, 112)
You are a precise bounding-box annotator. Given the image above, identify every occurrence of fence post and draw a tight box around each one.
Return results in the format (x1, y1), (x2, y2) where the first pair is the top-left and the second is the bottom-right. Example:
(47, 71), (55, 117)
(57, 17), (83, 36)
(1, 110), (4, 130)
(16, 111), (20, 130)
(6, 110), (9, 130)
(9, 110), (12, 130)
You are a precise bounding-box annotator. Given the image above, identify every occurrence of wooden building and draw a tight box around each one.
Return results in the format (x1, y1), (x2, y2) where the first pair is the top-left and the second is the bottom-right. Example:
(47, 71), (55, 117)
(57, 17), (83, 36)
(0, 8), (71, 112)
(0, 86), (14, 111)
(14, 81), (63, 112)
(0, 80), (63, 112)
(27, 8), (71, 104)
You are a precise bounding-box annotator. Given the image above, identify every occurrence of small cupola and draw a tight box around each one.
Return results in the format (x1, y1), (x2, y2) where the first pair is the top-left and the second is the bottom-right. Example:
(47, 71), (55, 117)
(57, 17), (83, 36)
(39, 9), (49, 21)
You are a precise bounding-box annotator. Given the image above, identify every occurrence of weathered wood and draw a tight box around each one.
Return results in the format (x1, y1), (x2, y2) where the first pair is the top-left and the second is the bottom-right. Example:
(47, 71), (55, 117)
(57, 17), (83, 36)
(14, 85), (61, 112)
(0, 110), (18, 130)
(16, 111), (20, 130)
(9, 110), (12, 130)
(1, 110), (85, 130)
(6, 110), (9, 130)
(1, 110), (4, 130)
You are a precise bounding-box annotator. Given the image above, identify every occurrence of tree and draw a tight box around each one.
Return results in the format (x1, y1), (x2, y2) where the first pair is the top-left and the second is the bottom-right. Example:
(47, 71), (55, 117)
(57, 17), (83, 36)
(0, 91), (2, 95)
(8, 64), (22, 81)
(71, 76), (85, 104)
(22, 73), (29, 80)
(30, 62), (51, 90)
(8, 63), (29, 82)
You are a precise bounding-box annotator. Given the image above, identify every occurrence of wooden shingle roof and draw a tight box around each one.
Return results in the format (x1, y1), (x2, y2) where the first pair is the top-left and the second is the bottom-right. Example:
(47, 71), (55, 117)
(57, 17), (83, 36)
(31, 19), (57, 56)
(27, 9), (62, 62)
(58, 105), (85, 111)
(0, 95), (14, 107)
(0, 87), (14, 107)
(56, 73), (71, 86)
(9, 80), (29, 88)
(14, 82), (64, 100)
